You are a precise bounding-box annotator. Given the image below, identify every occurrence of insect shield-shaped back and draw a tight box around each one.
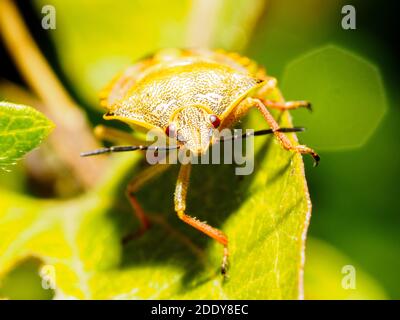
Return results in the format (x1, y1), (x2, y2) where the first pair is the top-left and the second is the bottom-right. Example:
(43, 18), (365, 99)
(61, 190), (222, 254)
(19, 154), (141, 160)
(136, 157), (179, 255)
(99, 56), (264, 132)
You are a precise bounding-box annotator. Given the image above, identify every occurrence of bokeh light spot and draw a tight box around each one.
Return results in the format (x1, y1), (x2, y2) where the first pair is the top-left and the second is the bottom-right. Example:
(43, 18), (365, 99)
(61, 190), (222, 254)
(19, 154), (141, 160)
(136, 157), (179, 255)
(281, 45), (387, 151)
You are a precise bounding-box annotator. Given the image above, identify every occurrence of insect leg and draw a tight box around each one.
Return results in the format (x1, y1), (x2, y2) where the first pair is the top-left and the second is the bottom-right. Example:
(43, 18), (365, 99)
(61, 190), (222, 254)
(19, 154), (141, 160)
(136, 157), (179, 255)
(174, 164), (229, 275)
(123, 163), (171, 243)
(94, 125), (150, 145)
(260, 99), (312, 111)
(257, 78), (311, 111)
(241, 97), (320, 166)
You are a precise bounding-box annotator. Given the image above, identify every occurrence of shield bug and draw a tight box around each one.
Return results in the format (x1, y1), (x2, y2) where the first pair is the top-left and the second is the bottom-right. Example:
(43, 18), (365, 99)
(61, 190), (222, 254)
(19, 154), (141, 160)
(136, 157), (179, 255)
(81, 48), (319, 275)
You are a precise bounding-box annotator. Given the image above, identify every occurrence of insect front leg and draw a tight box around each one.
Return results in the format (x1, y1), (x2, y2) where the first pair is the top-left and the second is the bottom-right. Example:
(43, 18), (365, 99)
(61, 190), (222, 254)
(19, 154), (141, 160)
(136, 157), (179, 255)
(174, 164), (229, 275)
(257, 78), (311, 111)
(123, 163), (171, 243)
(261, 99), (312, 111)
(240, 97), (320, 166)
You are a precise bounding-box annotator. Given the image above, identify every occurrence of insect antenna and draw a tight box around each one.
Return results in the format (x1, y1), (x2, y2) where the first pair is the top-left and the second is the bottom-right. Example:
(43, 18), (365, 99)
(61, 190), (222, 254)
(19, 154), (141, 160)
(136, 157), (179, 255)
(218, 127), (305, 142)
(80, 145), (179, 157)
(81, 128), (304, 156)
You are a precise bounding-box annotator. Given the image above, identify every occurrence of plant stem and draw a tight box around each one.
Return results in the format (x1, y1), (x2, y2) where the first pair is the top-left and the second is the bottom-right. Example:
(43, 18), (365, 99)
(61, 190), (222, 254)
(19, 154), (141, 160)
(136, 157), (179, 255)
(0, 0), (107, 189)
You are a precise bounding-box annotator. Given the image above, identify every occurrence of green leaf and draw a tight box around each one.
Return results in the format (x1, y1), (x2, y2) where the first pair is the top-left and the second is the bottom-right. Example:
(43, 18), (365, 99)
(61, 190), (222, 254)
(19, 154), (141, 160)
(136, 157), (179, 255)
(0, 107), (312, 299)
(0, 102), (54, 169)
(0, 258), (54, 300)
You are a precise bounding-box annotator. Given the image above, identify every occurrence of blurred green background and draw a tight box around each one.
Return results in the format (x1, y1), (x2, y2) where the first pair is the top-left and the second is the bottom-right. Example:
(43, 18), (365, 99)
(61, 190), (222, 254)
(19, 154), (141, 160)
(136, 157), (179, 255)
(0, 0), (399, 299)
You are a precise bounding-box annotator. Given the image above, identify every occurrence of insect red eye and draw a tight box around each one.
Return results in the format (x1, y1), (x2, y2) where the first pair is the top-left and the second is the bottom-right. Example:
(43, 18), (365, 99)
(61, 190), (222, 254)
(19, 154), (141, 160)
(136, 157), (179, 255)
(210, 114), (221, 128)
(165, 123), (177, 138)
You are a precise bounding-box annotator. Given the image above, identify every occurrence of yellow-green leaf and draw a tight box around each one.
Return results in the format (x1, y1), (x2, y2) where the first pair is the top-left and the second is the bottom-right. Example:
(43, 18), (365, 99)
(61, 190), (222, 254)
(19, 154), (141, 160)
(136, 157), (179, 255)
(0, 108), (312, 299)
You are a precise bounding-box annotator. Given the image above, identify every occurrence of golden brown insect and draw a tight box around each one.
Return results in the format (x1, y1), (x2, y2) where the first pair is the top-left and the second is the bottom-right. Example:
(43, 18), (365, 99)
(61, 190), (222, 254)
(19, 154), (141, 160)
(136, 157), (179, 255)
(81, 48), (319, 275)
